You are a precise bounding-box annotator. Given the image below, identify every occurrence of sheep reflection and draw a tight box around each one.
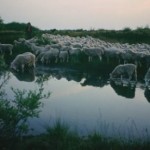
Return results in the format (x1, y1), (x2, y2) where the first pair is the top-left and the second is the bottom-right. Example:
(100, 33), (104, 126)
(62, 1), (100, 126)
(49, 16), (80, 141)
(110, 80), (136, 99)
(11, 68), (35, 82)
(144, 88), (150, 103)
(81, 74), (108, 88)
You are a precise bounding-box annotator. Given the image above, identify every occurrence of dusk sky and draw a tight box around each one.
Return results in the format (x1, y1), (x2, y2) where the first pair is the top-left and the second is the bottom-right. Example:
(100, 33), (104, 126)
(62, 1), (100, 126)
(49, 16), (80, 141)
(0, 0), (150, 30)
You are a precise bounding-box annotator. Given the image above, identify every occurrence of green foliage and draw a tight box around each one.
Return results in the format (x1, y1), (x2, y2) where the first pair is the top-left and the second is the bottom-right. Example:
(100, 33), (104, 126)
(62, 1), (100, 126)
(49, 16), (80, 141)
(25, 119), (80, 150)
(14, 121), (150, 150)
(0, 22), (39, 32)
(36, 35), (52, 45)
(0, 17), (4, 31)
(0, 76), (50, 149)
(0, 31), (25, 44)
(0, 21), (40, 43)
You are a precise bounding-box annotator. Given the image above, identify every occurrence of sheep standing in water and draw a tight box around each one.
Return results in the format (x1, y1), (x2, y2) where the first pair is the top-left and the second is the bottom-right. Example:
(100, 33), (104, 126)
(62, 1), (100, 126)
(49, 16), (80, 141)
(59, 51), (69, 63)
(82, 47), (104, 62)
(10, 52), (35, 72)
(104, 47), (124, 63)
(110, 64), (137, 82)
(41, 48), (60, 64)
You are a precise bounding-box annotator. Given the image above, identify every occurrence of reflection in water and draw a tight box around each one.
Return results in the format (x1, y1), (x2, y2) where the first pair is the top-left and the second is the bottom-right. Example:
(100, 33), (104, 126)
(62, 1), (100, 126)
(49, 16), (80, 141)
(81, 74), (108, 87)
(1, 66), (150, 141)
(110, 80), (136, 99)
(144, 88), (150, 103)
(36, 66), (109, 88)
(36, 66), (84, 83)
(11, 68), (35, 82)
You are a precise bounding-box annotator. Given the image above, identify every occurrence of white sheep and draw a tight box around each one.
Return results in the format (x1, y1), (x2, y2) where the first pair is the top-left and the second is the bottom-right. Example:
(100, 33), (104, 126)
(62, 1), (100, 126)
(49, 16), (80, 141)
(68, 47), (82, 62)
(0, 44), (13, 55)
(110, 64), (137, 82)
(82, 47), (104, 62)
(59, 50), (69, 63)
(10, 52), (35, 72)
(41, 48), (60, 64)
(104, 46), (124, 63)
(120, 49), (134, 64)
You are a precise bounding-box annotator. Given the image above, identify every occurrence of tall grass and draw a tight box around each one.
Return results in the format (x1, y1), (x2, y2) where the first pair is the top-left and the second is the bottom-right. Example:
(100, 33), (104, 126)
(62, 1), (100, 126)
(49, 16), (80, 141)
(14, 119), (150, 150)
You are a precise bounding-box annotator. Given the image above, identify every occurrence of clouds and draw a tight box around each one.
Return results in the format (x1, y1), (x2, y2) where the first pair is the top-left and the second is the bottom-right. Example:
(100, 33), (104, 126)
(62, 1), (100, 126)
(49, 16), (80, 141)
(0, 0), (150, 30)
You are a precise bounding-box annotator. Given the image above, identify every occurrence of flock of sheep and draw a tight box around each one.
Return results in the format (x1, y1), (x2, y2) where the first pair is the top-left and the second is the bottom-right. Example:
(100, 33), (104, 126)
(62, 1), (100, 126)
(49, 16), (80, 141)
(1, 33), (150, 88)
(13, 34), (150, 66)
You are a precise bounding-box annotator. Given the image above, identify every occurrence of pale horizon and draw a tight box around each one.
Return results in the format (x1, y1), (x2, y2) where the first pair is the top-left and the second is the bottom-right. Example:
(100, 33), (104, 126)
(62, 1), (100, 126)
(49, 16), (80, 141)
(0, 0), (150, 30)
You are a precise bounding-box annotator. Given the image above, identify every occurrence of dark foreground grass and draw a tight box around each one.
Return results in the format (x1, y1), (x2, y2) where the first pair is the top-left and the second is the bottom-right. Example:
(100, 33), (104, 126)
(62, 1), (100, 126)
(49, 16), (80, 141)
(1, 120), (150, 150)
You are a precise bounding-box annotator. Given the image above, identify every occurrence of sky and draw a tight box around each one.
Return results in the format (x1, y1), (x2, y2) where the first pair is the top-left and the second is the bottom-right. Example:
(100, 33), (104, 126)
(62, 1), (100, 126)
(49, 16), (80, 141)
(0, 0), (150, 30)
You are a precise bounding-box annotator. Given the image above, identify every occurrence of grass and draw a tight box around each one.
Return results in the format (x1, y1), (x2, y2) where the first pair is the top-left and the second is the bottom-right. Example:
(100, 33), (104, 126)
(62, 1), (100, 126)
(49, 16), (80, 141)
(0, 19), (150, 44)
(4, 119), (150, 150)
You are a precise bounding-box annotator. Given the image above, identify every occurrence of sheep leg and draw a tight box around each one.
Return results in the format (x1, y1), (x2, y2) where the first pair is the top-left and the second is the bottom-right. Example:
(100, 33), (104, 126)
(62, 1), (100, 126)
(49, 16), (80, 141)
(98, 55), (102, 61)
(55, 58), (58, 63)
(88, 56), (91, 62)
(33, 62), (35, 68)
(134, 69), (137, 82)
(124, 60), (127, 64)
(128, 75), (132, 82)
(21, 64), (25, 72)
(121, 75), (123, 82)
(9, 49), (12, 55)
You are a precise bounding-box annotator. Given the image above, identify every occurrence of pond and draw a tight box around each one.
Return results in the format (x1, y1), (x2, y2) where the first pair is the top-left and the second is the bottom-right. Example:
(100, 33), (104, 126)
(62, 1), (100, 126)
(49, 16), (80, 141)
(1, 64), (150, 140)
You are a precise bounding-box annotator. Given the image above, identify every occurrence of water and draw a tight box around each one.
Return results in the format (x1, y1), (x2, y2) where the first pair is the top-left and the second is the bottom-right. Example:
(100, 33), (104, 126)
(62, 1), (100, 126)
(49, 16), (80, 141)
(1, 65), (150, 139)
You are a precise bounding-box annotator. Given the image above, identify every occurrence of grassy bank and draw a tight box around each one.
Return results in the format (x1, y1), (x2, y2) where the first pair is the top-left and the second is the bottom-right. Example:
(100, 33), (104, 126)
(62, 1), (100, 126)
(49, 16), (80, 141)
(0, 21), (40, 43)
(1, 120), (150, 150)
(0, 20), (150, 44)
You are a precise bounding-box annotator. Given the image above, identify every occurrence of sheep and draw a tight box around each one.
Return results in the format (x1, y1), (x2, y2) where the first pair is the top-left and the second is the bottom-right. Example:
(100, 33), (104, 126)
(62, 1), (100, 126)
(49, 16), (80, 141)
(72, 43), (82, 48)
(10, 52), (35, 72)
(68, 47), (82, 62)
(36, 51), (46, 63)
(50, 43), (62, 49)
(59, 50), (69, 63)
(82, 47), (104, 62)
(110, 64), (137, 82)
(41, 48), (60, 64)
(120, 49), (134, 64)
(143, 53), (150, 68)
(30, 43), (46, 54)
(14, 38), (37, 48)
(34, 45), (51, 56)
(144, 67), (150, 87)
(0, 44), (13, 55)
(104, 46), (124, 63)
(130, 50), (147, 67)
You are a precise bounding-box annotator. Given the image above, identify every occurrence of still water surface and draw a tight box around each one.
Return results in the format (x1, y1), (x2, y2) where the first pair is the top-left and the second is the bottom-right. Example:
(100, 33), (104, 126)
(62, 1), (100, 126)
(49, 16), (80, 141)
(1, 66), (150, 139)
